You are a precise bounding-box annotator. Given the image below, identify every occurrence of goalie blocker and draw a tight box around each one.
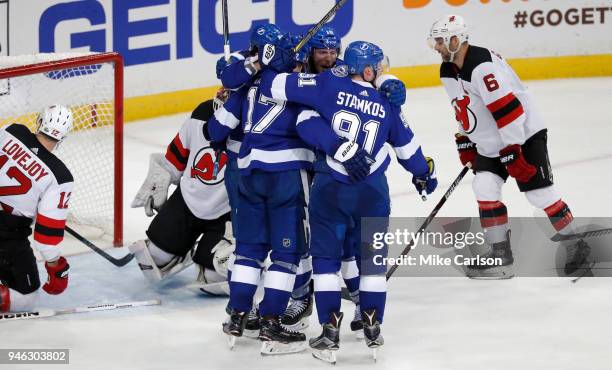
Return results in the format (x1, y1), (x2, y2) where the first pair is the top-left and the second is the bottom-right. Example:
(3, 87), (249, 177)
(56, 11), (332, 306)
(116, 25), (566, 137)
(130, 100), (234, 294)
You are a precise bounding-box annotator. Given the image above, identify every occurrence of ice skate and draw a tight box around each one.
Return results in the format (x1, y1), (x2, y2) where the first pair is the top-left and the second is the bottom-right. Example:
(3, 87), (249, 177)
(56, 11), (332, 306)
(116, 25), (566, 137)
(258, 315), (307, 355)
(310, 311), (343, 364)
(350, 304), (364, 340)
(362, 309), (384, 362)
(243, 306), (260, 338)
(563, 239), (592, 276)
(222, 309), (248, 350)
(281, 295), (312, 331)
(468, 233), (514, 280)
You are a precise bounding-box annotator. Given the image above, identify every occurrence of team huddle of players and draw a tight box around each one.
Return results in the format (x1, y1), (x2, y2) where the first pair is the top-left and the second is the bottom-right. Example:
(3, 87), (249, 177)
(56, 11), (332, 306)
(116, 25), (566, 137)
(0, 13), (592, 364)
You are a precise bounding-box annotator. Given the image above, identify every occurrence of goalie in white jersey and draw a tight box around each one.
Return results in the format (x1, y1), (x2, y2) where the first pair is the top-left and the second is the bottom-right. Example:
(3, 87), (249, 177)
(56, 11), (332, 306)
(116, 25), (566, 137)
(428, 15), (590, 278)
(130, 99), (234, 295)
(0, 105), (73, 312)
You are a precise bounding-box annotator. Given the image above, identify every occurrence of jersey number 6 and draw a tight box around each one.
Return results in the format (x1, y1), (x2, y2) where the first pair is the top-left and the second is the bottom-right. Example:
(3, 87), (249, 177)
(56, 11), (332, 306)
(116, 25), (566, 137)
(483, 74), (499, 92)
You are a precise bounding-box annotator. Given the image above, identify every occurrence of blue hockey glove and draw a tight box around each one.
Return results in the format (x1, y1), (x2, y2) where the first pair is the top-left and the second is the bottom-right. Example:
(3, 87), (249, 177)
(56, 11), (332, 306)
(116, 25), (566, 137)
(412, 157), (438, 196)
(202, 121), (227, 152)
(379, 78), (406, 107)
(215, 55), (239, 79)
(258, 42), (296, 73)
(333, 139), (374, 183)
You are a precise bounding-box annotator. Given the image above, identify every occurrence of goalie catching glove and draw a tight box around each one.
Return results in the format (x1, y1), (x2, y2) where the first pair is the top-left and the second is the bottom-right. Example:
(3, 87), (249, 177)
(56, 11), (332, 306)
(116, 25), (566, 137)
(131, 153), (173, 216)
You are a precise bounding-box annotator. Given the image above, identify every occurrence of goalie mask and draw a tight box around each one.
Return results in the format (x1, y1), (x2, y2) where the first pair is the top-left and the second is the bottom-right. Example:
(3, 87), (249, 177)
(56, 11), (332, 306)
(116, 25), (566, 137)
(213, 88), (231, 111)
(36, 105), (73, 145)
(428, 15), (469, 63)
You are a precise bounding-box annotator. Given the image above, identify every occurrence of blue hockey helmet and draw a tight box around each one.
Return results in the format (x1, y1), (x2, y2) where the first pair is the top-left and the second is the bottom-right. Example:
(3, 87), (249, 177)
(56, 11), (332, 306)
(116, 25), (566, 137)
(284, 33), (311, 64)
(308, 26), (341, 52)
(343, 41), (389, 76)
(249, 24), (282, 53)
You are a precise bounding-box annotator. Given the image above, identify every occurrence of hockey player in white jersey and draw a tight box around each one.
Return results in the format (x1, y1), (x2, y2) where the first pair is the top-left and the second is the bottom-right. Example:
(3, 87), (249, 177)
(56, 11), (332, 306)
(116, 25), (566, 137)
(130, 99), (234, 295)
(0, 105), (73, 312)
(428, 15), (590, 278)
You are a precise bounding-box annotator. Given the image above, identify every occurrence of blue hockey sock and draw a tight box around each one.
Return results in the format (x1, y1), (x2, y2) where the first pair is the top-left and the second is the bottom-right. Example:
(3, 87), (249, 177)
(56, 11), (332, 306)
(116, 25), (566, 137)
(259, 262), (296, 317)
(359, 275), (386, 323)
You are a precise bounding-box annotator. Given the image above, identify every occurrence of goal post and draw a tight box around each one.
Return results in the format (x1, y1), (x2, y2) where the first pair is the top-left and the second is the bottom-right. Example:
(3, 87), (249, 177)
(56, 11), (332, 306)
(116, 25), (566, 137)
(0, 52), (124, 246)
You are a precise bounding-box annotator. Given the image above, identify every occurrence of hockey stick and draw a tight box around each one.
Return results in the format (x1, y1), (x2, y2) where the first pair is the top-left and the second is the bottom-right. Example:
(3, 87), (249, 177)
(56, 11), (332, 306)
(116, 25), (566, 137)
(212, 0), (231, 180)
(0, 299), (161, 322)
(292, 0), (349, 53)
(222, 0), (230, 61)
(341, 166), (470, 299)
(385, 166), (470, 280)
(65, 226), (134, 267)
(550, 227), (612, 242)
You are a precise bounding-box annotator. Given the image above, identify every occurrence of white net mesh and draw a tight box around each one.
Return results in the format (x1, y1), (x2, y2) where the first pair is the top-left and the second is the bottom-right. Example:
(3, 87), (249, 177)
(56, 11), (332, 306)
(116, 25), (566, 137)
(0, 53), (120, 243)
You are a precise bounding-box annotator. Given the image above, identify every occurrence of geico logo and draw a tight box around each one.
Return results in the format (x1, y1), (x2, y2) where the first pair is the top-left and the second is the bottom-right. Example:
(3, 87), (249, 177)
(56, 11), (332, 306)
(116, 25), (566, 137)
(38, 0), (353, 67)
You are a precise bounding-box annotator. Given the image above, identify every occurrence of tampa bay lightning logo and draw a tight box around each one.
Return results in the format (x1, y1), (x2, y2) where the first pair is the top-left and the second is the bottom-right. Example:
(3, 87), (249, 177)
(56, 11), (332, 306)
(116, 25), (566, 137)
(359, 43), (370, 50)
(257, 28), (265, 35)
(331, 64), (348, 77)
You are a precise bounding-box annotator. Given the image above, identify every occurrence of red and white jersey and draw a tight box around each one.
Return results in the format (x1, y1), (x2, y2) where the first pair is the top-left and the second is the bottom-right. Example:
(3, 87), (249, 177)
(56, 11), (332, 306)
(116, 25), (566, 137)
(440, 45), (545, 158)
(164, 100), (230, 220)
(0, 124), (73, 261)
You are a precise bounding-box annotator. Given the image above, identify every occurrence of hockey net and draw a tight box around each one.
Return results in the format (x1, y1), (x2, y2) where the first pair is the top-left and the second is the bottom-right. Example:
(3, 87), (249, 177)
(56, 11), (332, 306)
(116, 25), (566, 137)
(0, 52), (123, 246)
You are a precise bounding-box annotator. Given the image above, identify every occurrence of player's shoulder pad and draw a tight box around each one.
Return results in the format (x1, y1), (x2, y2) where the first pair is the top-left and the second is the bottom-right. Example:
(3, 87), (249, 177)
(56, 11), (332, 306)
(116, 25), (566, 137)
(5, 124), (73, 185)
(440, 62), (458, 79)
(459, 45), (493, 82)
(191, 99), (215, 121)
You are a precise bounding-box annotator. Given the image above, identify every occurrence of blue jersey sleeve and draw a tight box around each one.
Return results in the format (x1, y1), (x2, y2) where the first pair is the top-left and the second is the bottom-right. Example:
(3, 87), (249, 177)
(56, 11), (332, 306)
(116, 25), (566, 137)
(220, 54), (258, 90)
(258, 70), (326, 109)
(295, 109), (340, 155)
(207, 88), (245, 142)
(387, 107), (429, 176)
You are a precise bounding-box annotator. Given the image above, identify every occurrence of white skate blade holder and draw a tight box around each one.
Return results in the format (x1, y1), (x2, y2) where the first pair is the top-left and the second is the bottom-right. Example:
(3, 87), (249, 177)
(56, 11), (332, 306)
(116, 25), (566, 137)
(312, 349), (337, 364)
(355, 330), (365, 340)
(242, 328), (259, 339)
(227, 334), (236, 350)
(281, 316), (310, 332)
(260, 341), (307, 356)
(468, 265), (514, 280)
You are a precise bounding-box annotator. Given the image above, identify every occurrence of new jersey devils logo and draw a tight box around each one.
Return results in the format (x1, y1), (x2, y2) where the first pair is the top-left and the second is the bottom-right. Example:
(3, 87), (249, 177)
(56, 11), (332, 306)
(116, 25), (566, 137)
(452, 95), (477, 134)
(190, 147), (228, 185)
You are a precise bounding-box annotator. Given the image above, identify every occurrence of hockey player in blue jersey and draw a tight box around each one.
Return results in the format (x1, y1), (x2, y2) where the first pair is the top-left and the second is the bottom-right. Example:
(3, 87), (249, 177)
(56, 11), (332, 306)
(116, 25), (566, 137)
(207, 34), (313, 355)
(216, 23), (282, 90)
(257, 40), (438, 362)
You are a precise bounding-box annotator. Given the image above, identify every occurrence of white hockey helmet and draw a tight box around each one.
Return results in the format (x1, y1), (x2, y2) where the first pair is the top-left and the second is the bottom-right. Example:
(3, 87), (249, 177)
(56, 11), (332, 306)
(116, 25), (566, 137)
(36, 105), (73, 142)
(428, 15), (469, 62)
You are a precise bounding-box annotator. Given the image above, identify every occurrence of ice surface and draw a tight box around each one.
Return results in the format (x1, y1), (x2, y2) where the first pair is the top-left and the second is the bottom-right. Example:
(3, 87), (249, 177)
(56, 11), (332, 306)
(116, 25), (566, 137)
(2, 78), (612, 370)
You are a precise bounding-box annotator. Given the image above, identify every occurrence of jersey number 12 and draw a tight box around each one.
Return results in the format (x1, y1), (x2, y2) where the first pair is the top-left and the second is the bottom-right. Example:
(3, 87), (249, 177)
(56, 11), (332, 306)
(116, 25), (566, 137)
(0, 154), (33, 196)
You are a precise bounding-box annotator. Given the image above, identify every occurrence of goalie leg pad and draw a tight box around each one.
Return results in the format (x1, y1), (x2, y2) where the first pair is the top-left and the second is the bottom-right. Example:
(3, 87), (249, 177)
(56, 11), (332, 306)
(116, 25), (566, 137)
(129, 240), (164, 282)
(4, 288), (39, 312)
